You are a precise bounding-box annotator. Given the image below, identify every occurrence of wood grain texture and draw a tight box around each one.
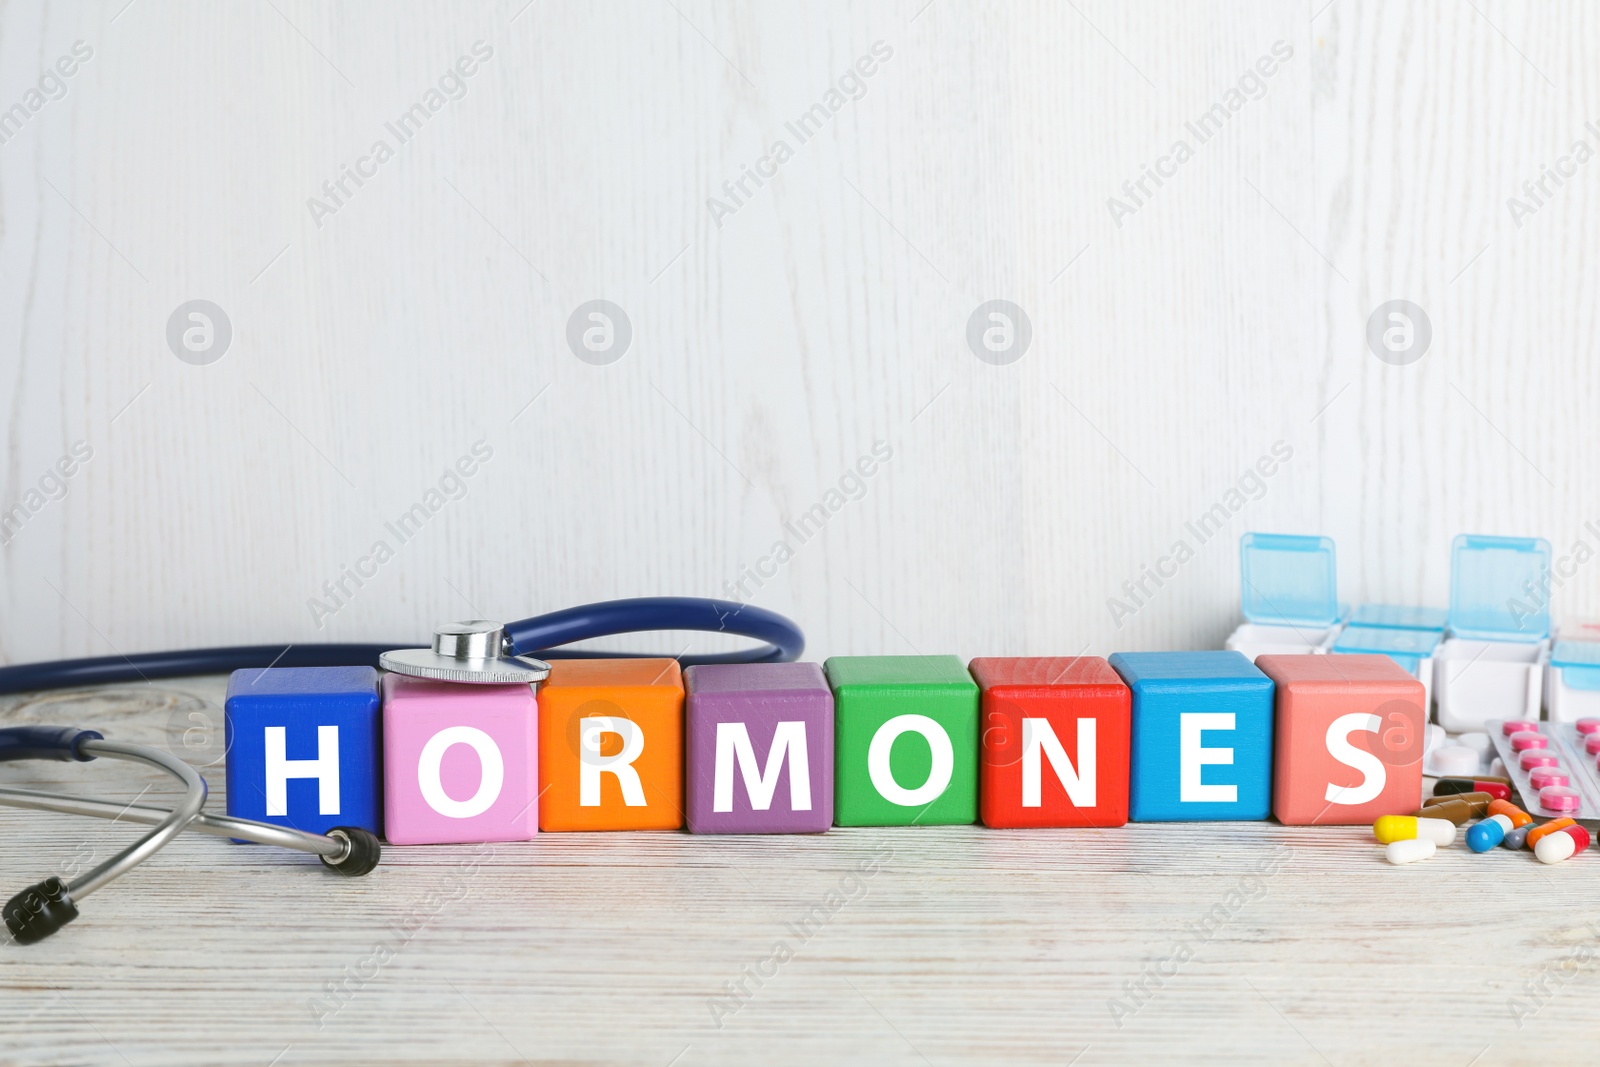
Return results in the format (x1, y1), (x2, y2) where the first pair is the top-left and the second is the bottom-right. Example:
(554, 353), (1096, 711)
(2, 677), (1597, 1066)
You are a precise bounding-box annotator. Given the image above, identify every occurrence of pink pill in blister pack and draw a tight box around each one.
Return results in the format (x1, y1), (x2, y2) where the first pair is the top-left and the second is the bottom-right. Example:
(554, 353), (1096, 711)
(1541, 786), (1582, 812)
(1504, 720), (1541, 736)
(1521, 750), (1559, 771)
(1578, 718), (1600, 736)
(1530, 767), (1571, 790)
(1510, 731), (1549, 752)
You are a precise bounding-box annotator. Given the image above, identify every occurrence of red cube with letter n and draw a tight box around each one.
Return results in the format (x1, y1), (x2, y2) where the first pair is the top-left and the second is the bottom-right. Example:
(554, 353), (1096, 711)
(971, 657), (1131, 828)
(1255, 654), (1425, 825)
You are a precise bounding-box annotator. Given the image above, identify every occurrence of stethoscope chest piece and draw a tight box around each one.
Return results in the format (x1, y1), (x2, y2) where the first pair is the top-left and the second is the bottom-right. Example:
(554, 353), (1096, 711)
(379, 621), (551, 685)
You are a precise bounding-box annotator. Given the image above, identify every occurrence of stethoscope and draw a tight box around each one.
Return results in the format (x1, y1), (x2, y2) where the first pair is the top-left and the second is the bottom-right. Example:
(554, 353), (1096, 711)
(0, 597), (803, 943)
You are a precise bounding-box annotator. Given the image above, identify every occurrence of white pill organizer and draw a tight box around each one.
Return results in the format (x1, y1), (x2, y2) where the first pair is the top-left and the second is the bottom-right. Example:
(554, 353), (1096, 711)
(1331, 603), (1446, 712)
(1547, 640), (1600, 723)
(1434, 535), (1552, 732)
(1224, 533), (1343, 661)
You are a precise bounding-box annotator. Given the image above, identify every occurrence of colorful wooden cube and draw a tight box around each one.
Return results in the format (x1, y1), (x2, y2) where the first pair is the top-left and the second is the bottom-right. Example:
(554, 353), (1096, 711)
(970, 657), (1131, 828)
(683, 662), (833, 834)
(380, 673), (538, 845)
(1256, 653), (1425, 825)
(1109, 651), (1274, 822)
(537, 658), (684, 831)
(825, 655), (978, 826)
(224, 666), (382, 837)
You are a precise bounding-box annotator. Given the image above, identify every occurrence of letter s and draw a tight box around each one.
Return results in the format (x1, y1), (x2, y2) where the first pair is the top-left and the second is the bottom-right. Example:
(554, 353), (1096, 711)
(1325, 713), (1385, 806)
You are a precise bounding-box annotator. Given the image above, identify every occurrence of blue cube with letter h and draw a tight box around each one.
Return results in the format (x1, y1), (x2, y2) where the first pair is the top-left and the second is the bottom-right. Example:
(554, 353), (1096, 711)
(1108, 651), (1274, 821)
(224, 666), (383, 837)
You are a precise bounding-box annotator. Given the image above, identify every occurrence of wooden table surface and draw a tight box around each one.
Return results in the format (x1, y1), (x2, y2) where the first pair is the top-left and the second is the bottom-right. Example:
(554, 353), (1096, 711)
(0, 678), (1592, 1066)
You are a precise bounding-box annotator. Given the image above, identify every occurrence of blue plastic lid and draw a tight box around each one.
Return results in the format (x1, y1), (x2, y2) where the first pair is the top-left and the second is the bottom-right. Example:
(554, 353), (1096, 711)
(1551, 640), (1600, 668)
(1332, 624), (1442, 656)
(1448, 534), (1552, 641)
(1239, 533), (1340, 627)
(1347, 604), (1448, 632)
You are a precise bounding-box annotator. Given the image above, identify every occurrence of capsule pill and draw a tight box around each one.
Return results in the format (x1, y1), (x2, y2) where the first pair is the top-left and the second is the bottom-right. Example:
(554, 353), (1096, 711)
(1502, 824), (1531, 850)
(1416, 799), (1479, 825)
(1487, 798), (1533, 828)
(1526, 818), (1577, 849)
(1385, 838), (1437, 864)
(1424, 792), (1493, 817)
(1374, 815), (1456, 845)
(1534, 823), (1592, 865)
(1467, 814), (1514, 852)
(1432, 778), (1511, 801)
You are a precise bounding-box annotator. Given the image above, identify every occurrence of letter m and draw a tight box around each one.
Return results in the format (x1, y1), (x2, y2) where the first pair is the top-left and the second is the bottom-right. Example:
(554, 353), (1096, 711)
(1022, 718), (1095, 807)
(714, 721), (811, 812)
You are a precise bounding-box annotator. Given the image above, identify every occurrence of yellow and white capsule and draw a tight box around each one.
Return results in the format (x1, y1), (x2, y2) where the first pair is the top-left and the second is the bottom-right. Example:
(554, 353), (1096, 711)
(1385, 838), (1437, 865)
(1374, 815), (1455, 847)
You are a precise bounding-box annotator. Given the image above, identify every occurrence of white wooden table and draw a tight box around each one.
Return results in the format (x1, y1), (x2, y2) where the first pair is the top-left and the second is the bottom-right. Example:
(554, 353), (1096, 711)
(0, 678), (1590, 1066)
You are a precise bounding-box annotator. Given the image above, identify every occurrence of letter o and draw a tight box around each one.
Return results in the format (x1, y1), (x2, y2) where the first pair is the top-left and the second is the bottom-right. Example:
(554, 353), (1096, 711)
(867, 714), (954, 806)
(417, 726), (504, 818)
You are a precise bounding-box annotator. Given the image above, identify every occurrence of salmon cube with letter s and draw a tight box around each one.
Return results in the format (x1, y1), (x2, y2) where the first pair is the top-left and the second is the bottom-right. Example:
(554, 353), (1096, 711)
(224, 666), (383, 838)
(1256, 654), (1425, 825)
(970, 657), (1131, 828)
(683, 662), (833, 834)
(381, 673), (538, 845)
(1110, 651), (1274, 822)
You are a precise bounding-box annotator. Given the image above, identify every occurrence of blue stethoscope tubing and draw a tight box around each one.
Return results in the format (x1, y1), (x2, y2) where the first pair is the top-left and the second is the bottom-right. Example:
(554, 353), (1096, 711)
(0, 596), (803, 943)
(0, 596), (805, 694)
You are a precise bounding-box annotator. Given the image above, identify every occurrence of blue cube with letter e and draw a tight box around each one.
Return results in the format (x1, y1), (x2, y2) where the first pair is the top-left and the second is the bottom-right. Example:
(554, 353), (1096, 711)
(1109, 651), (1274, 821)
(224, 666), (383, 837)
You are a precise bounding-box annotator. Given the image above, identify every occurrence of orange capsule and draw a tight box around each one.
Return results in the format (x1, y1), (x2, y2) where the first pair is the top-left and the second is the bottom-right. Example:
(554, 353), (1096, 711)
(1488, 798), (1533, 828)
(1526, 818), (1578, 849)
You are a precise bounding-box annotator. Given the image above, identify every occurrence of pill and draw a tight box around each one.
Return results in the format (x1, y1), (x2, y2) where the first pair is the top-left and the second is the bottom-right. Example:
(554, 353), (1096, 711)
(1539, 786), (1582, 812)
(1433, 778), (1512, 800)
(1386, 838), (1437, 864)
(1490, 757), (1508, 778)
(1424, 792), (1492, 816)
(1413, 799), (1477, 825)
(1375, 814), (1456, 845)
(1578, 718), (1600, 735)
(1530, 767), (1571, 791)
(1587, 734), (1600, 756)
(1520, 751), (1559, 771)
(1431, 746), (1481, 777)
(1467, 814), (1514, 852)
(1488, 798), (1533, 828)
(1503, 824), (1532, 850)
(1526, 818), (1577, 849)
(1534, 823), (1592, 865)
(1509, 730), (1549, 751)
(1503, 721), (1542, 737)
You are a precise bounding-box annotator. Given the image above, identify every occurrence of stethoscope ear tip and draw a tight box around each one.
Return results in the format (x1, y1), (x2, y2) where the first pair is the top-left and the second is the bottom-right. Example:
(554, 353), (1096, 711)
(320, 827), (382, 877)
(4, 876), (78, 945)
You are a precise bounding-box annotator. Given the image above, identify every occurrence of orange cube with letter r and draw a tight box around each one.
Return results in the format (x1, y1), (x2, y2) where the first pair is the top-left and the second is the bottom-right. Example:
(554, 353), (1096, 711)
(537, 658), (684, 831)
(1256, 654), (1424, 825)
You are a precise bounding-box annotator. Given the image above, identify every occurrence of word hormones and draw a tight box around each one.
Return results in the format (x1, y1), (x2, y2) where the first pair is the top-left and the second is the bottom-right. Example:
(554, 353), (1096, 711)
(224, 651), (1426, 843)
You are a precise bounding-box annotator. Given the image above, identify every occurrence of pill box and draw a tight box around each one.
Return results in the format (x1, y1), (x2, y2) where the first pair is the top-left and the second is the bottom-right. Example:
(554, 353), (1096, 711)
(1223, 534), (1342, 662)
(1333, 606), (1446, 714)
(1435, 536), (1551, 732)
(1487, 720), (1600, 827)
(1547, 640), (1600, 724)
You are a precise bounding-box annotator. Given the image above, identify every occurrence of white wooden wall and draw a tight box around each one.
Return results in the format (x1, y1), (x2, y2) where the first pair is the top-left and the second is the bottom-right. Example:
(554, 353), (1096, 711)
(1, 1), (1596, 668)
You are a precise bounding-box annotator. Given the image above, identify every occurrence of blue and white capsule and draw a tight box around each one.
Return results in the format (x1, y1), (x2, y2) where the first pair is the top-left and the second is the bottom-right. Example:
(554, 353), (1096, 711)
(1467, 814), (1514, 853)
